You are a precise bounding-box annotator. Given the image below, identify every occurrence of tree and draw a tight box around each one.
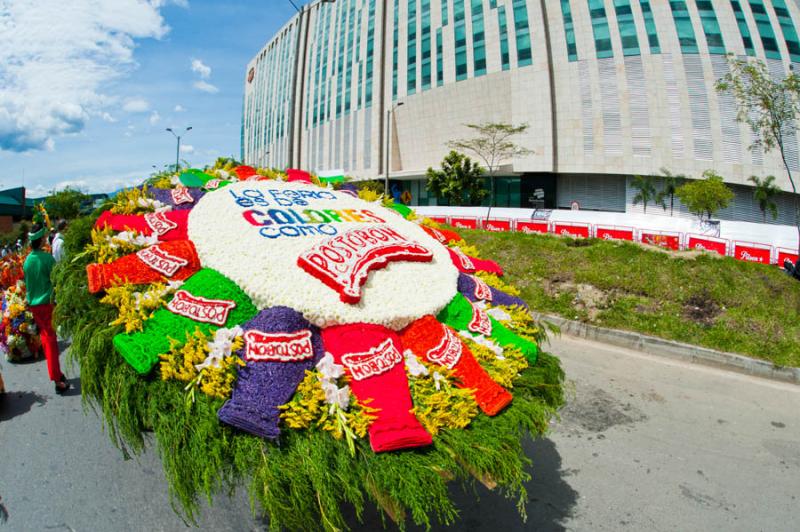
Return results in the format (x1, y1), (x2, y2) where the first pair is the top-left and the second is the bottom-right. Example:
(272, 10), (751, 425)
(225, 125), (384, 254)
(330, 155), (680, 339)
(675, 170), (735, 221)
(655, 168), (685, 216)
(447, 122), (531, 219)
(717, 56), (800, 253)
(426, 151), (487, 206)
(631, 175), (658, 214)
(45, 187), (91, 220)
(748, 175), (781, 222)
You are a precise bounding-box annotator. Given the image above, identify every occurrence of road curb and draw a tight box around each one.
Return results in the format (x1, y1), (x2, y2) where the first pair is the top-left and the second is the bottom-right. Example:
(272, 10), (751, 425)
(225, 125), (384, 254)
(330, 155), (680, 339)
(533, 313), (800, 385)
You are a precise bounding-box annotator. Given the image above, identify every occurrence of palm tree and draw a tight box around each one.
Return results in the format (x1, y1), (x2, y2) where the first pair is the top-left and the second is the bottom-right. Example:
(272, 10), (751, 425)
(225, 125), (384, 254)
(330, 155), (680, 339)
(631, 175), (657, 214)
(656, 168), (685, 216)
(748, 175), (781, 222)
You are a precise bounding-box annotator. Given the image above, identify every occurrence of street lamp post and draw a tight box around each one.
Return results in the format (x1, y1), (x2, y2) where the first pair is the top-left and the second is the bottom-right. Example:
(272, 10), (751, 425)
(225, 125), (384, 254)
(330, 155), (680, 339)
(384, 101), (404, 197)
(166, 126), (192, 172)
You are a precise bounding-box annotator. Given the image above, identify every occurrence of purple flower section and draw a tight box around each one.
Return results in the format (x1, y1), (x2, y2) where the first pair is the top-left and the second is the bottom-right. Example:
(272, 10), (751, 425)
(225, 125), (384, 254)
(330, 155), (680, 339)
(217, 307), (323, 439)
(457, 273), (528, 309)
(150, 187), (205, 211)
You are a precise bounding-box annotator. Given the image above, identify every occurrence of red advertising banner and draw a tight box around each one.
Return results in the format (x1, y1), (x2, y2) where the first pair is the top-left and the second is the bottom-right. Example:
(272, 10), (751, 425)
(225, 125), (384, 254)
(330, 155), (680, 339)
(449, 217), (479, 230)
(483, 219), (511, 232)
(777, 248), (799, 267)
(733, 242), (771, 264)
(516, 221), (549, 234)
(595, 226), (634, 241)
(687, 235), (727, 256)
(428, 216), (448, 225)
(640, 232), (681, 251)
(553, 223), (591, 238)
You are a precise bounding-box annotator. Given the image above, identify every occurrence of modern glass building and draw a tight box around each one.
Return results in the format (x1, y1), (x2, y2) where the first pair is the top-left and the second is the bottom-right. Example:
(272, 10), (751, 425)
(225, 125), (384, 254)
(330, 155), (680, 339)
(243, 0), (800, 225)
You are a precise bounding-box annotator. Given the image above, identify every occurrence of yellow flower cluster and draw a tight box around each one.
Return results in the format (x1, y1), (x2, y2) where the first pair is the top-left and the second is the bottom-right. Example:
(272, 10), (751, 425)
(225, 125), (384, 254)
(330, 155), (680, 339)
(279, 370), (377, 441)
(109, 185), (156, 214)
(78, 226), (144, 264)
(463, 337), (528, 389)
(451, 240), (483, 260)
(357, 188), (382, 203)
(407, 362), (479, 436)
(497, 304), (543, 345)
(101, 283), (170, 333)
(475, 271), (521, 296)
(159, 329), (245, 400)
(149, 175), (174, 189)
(419, 217), (442, 229)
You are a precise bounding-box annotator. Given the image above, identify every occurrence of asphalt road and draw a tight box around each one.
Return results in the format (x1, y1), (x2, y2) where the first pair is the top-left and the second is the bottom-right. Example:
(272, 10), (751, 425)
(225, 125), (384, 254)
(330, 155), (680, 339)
(1, 336), (798, 531)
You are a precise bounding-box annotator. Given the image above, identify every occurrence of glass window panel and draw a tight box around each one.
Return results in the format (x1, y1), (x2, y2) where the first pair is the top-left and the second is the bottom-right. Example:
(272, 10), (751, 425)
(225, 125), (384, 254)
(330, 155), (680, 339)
(772, 0), (800, 62)
(639, 1), (661, 53)
(730, 1), (756, 56)
(669, 1), (699, 54)
(561, 0), (578, 61)
(588, 0), (614, 58)
(748, 1), (781, 59)
(614, 0), (640, 56)
(512, 0), (533, 66)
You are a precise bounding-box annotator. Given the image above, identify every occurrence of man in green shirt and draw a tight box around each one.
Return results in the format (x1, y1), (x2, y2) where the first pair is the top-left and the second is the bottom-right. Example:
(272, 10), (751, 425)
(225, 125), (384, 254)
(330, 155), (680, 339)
(23, 223), (69, 394)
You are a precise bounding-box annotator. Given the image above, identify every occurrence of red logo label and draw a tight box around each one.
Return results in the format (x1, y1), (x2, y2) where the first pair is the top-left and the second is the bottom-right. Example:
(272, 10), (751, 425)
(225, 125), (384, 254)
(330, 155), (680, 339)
(171, 186), (194, 205)
(467, 301), (493, 336)
(471, 274), (493, 302)
(167, 291), (236, 326)
(341, 338), (403, 381)
(297, 226), (433, 304)
(429, 228), (447, 243)
(135, 245), (189, 277)
(244, 329), (314, 362)
(426, 327), (462, 369)
(450, 247), (476, 272)
(144, 212), (178, 236)
(204, 179), (223, 190)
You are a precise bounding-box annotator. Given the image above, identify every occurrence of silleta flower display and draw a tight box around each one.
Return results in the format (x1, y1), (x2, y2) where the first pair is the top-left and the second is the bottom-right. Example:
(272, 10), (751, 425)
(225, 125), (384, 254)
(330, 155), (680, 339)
(71, 162), (564, 529)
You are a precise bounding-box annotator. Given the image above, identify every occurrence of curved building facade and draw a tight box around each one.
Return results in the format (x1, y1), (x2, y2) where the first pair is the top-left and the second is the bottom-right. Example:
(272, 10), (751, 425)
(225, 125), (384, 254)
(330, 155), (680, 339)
(243, 0), (800, 225)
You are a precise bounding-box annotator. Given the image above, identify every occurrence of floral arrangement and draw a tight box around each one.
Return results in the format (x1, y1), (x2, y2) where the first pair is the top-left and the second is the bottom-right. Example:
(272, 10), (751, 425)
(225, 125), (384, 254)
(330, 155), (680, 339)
(55, 160), (564, 531)
(0, 281), (40, 362)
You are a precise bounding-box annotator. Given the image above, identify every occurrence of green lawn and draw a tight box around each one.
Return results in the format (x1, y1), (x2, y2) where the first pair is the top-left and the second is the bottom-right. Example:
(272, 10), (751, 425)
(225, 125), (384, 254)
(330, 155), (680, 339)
(460, 229), (800, 368)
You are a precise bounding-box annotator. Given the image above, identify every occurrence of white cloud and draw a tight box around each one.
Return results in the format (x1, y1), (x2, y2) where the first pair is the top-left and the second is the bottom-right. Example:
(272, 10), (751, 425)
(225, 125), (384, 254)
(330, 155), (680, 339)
(26, 170), (148, 196)
(174, 104), (186, 112)
(180, 144), (195, 154)
(193, 80), (219, 94)
(190, 58), (211, 79)
(123, 98), (150, 113)
(101, 112), (117, 123)
(149, 111), (161, 125)
(0, 0), (172, 152)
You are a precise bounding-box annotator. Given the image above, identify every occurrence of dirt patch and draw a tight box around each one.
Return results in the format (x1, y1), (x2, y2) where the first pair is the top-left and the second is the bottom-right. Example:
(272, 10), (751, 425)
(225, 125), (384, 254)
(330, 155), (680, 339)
(639, 244), (724, 261)
(682, 291), (722, 327)
(635, 300), (662, 314)
(544, 281), (610, 320)
(560, 384), (648, 433)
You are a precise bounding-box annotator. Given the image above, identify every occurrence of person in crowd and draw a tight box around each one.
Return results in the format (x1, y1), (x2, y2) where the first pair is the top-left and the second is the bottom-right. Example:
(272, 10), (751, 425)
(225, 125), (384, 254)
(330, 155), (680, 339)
(784, 257), (800, 281)
(51, 220), (67, 263)
(23, 223), (69, 394)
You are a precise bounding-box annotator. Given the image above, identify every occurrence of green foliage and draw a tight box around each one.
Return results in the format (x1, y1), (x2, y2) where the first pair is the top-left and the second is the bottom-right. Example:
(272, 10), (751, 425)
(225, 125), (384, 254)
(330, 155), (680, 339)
(675, 170), (735, 221)
(45, 187), (91, 220)
(53, 216), (565, 530)
(354, 179), (385, 196)
(459, 227), (800, 367)
(447, 122), (531, 210)
(426, 151), (487, 206)
(748, 175), (781, 221)
(717, 55), (800, 252)
(630, 175), (658, 214)
(655, 168), (685, 216)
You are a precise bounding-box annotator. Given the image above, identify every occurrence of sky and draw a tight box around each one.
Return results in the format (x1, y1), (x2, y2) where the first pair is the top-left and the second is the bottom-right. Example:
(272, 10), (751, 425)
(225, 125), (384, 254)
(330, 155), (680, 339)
(0, 0), (299, 197)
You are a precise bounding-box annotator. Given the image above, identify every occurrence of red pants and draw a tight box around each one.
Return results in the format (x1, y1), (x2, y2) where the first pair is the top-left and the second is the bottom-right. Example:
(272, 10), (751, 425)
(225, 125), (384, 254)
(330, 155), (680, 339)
(30, 304), (62, 382)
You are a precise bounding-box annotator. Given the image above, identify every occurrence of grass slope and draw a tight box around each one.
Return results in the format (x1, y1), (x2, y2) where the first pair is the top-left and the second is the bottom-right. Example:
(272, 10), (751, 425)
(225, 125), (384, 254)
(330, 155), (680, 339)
(462, 229), (800, 368)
